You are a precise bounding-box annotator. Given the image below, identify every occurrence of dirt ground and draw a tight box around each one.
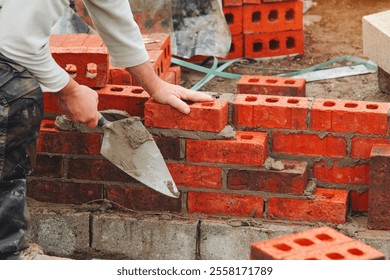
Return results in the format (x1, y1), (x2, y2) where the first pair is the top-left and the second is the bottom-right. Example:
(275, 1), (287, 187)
(180, 0), (390, 102)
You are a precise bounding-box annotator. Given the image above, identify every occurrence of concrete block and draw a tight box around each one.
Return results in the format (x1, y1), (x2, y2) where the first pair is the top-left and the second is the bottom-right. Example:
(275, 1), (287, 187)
(92, 213), (198, 259)
(363, 10), (390, 73)
(28, 206), (90, 258)
(200, 220), (308, 260)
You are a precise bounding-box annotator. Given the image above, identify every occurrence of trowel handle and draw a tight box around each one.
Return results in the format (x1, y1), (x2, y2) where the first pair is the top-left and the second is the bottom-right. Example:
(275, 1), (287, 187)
(97, 112), (109, 127)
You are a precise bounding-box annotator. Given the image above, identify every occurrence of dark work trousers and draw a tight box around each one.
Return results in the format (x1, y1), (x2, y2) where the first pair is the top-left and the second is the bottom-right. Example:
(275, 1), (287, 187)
(0, 53), (44, 259)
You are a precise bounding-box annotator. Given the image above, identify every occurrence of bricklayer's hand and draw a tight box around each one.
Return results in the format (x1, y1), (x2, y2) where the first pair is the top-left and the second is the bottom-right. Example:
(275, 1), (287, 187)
(127, 61), (213, 114)
(56, 78), (99, 128)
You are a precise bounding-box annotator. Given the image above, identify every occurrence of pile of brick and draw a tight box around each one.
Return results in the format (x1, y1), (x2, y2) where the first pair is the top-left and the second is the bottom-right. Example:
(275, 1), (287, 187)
(222, 0), (304, 59)
(31, 32), (390, 230)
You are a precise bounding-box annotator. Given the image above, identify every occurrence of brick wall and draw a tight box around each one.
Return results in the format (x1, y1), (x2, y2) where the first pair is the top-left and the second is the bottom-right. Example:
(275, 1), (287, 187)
(28, 33), (390, 227)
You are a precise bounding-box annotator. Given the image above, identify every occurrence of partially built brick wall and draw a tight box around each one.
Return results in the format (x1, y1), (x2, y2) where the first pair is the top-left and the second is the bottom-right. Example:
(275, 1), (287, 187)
(27, 32), (390, 229)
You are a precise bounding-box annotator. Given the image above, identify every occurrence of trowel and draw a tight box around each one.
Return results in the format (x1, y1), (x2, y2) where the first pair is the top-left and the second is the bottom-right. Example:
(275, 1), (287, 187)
(97, 112), (180, 198)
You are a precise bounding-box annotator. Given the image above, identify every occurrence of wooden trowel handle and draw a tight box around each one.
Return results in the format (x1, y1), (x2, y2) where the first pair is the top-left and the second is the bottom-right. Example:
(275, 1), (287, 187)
(97, 112), (109, 127)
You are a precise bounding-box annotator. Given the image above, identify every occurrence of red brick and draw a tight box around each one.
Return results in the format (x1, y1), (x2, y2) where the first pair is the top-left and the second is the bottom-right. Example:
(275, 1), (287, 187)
(106, 186), (181, 212)
(312, 160), (369, 185)
(350, 190), (368, 213)
(37, 120), (102, 155)
(272, 132), (347, 157)
(368, 144), (390, 229)
(143, 33), (172, 73)
(188, 192), (264, 217)
(233, 94), (308, 129)
(161, 66), (181, 85)
(167, 163), (223, 190)
(50, 34), (108, 88)
(267, 188), (349, 224)
(288, 240), (385, 260)
(27, 179), (103, 205)
(223, 6), (243, 35)
(97, 85), (150, 118)
(107, 66), (133, 85)
(32, 154), (64, 178)
(186, 131), (268, 166)
(144, 99), (228, 132)
(244, 30), (304, 58)
(250, 226), (353, 260)
(228, 160), (308, 194)
(43, 92), (60, 114)
(224, 34), (244, 60)
(223, 0), (243, 6)
(311, 98), (390, 135)
(243, 0), (261, 4)
(148, 50), (165, 77)
(154, 136), (181, 160)
(243, 1), (303, 34)
(237, 75), (306, 96)
(351, 136), (390, 159)
(67, 158), (136, 182)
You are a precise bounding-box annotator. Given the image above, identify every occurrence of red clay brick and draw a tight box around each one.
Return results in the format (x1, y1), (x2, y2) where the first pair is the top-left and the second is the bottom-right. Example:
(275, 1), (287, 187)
(368, 144), (390, 229)
(144, 99), (228, 132)
(233, 94), (308, 129)
(237, 75), (306, 96)
(37, 120), (101, 155)
(227, 160), (308, 194)
(106, 186), (181, 212)
(250, 226), (353, 260)
(186, 131), (268, 166)
(67, 158), (136, 182)
(188, 191), (264, 217)
(243, 1), (303, 34)
(351, 136), (390, 159)
(288, 240), (385, 260)
(223, 0), (243, 6)
(311, 98), (390, 135)
(50, 34), (108, 88)
(267, 188), (349, 224)
(167, 163), (223, 190)
(43, 92), (60, 114)
(272, 132), (347, 157)
(161, 66), (181, 85)
(312, 160), (370, 185)
(97, 85), (150, 118)
(107, 66), (133, 85)
(350, 190), (368, 213)
(27, 179), (103, 205)
(154, 136), (181, 160)
(244, 30), (304, 58)
(148, 50), (165, 77)
(223, 6), (243, 35)
(224, 34), (244, 60)
(143, 33), (171, 73)
(32, 154), (64, 178)
(243, 0), (260, 3)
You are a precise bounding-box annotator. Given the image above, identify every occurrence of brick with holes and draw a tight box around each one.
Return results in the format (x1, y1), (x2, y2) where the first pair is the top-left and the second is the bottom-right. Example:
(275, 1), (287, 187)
(237, 75), (306, 96)
(233, 94), (309, 130)
(97, 85), (150, 118)
(50, 34), (108, 88)
(250, 227), (352, 260)
(223, 6), (243, 35)
(144, 99), (228, 132)
(311, 98), (390, 135)
(244, 30), (304, 58)
(243, 1), (303, 34)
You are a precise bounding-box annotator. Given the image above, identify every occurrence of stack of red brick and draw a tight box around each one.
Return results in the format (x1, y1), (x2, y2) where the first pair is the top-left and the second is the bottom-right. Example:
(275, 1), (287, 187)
(222, 0), (304, 59)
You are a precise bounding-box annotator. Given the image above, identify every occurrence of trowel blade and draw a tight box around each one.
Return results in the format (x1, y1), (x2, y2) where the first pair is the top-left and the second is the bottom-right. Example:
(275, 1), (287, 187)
(100, 117), (180, 198)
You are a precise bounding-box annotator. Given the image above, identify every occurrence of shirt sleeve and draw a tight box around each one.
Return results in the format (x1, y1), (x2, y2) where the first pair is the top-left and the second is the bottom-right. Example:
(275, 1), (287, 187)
(0, 0), (70, 92)
(83, 0), (149, 68)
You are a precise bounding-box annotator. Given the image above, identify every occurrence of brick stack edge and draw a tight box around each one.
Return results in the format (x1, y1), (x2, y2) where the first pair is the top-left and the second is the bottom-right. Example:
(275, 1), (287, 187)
(219, 0), (304, 60)
(31, 31), (390, 227)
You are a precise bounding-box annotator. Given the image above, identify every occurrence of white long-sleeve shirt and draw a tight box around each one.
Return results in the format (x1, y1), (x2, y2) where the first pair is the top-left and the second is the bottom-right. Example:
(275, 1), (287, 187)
(0, 0), (149, 91)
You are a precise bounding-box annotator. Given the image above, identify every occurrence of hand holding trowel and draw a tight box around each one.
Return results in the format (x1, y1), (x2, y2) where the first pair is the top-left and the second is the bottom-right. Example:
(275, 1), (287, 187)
(97, 112), (180, 198)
